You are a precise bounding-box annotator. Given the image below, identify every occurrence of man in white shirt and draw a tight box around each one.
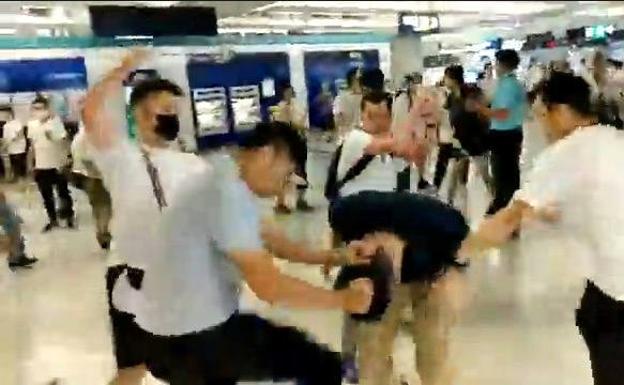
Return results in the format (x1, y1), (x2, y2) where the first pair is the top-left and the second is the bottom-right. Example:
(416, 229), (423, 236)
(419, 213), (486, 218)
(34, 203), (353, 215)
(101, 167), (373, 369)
(27, 95), (74, 232)
(83, 51), (209, 385)
(85, 51), (372, 385)
(0, 107), (27, 182)
(334, 68), (362, 140)
(470, 72), (624, 385)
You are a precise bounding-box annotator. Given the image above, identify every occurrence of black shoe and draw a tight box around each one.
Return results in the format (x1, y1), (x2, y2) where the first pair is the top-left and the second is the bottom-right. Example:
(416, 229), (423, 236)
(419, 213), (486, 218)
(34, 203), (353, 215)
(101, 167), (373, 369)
(66, 217), (76, 229)
(9, 255), (38, 270)
(418, 178), (432, 190)
(42, 221), (59, 233)
(99, 240), (111, 251)
(296, 200), (314, 212)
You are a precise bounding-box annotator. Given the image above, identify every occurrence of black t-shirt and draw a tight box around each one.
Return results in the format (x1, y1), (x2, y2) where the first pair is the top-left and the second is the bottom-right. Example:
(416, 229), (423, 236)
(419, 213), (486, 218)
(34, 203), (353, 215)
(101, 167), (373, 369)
(446, 93), (490, 155)
(329, 191), (469, 282)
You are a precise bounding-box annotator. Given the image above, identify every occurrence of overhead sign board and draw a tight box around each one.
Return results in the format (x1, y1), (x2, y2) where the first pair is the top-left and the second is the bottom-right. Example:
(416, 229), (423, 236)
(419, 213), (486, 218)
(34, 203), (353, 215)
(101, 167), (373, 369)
(398, 12), (440, 35)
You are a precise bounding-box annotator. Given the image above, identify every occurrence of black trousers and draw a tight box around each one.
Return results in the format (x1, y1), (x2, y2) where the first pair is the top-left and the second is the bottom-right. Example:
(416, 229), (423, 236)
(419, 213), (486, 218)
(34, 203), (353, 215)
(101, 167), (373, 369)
(106, 265), (149, 369)
(486, 129), (522, 215)
(576, 281), (624, 385)
(9, 153), (26, 178)
(146, 313), (343, 385)
(33, 168), (74, 222)
(295, 137), (309, 192)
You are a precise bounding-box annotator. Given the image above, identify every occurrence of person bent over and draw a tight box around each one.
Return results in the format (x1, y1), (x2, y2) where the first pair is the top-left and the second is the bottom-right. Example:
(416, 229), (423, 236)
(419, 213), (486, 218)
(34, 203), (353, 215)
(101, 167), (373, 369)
(329, 191), (471, 385)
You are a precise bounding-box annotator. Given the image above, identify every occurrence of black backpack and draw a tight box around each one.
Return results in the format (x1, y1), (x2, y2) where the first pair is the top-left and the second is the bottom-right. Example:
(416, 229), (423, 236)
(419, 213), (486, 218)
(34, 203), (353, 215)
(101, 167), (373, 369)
(324, 144), (374, 202)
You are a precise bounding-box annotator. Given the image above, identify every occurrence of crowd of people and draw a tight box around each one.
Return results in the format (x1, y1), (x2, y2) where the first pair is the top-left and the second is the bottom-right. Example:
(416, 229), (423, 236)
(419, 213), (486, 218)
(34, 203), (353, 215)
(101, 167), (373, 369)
(1, 45), (623, 385)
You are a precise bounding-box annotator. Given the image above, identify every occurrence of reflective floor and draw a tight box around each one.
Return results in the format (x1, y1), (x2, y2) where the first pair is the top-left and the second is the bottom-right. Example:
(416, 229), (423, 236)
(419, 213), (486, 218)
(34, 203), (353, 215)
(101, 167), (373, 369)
(0, 139), (594, 385)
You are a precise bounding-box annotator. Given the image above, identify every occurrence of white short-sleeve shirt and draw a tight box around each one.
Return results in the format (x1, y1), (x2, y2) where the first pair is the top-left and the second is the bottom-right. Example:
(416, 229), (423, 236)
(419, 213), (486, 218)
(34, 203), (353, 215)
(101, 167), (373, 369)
(337, 129), (404, 197)
(27, 116), (69, 169)
(334, 90), (362, 135)
(91, 137), (208, 328)
(3, 119), (26, 155)
(515, 125), (624, 300)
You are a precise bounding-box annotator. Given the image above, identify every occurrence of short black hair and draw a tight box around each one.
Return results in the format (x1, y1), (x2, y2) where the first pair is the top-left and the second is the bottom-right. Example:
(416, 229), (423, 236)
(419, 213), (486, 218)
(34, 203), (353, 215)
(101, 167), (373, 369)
(361, 91), (393, 112)
(129, 78), (183, 108)
(237, 121), (305, 163)
(444, 65), (464, 85)
(361, 68), (385, 92)
(535, 72), (593, 116)
(32, 94), (50, 108)
(279, 82), (294, 98)
(495, 49), (520, 70)
(346, 67), (359, 87)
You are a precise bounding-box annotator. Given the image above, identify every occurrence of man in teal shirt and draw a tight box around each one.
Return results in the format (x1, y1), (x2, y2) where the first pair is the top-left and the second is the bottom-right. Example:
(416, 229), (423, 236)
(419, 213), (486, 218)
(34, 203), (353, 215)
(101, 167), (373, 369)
(472, 49), (526, 215)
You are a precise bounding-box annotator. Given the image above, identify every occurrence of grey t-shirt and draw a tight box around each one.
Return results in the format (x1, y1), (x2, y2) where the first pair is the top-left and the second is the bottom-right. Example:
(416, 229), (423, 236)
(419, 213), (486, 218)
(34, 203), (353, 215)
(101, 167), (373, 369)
(141, 153), (262, 336)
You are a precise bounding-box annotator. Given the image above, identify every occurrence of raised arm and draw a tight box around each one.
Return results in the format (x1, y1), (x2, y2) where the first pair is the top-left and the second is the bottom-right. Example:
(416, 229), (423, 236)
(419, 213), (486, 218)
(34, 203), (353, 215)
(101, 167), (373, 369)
(82, 49), (148, 150)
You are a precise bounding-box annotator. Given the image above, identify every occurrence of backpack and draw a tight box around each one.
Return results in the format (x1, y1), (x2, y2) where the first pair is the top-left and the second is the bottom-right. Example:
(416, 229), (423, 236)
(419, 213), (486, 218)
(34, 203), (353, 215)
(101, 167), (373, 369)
(324, 144), (374, 202)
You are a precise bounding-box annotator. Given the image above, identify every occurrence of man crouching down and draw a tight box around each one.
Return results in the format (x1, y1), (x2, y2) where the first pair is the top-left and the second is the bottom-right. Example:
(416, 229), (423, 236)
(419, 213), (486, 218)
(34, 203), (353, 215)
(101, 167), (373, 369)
(328, 191), (472, 385)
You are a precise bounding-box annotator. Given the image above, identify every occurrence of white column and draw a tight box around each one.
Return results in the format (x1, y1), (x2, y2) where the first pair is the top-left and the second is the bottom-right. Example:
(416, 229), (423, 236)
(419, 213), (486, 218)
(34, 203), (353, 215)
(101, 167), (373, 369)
(390, 35), (423, 82)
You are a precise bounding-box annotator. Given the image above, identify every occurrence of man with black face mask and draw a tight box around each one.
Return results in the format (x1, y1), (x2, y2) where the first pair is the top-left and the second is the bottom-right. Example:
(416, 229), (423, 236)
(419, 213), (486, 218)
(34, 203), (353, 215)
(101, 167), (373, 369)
(82, 51), (208, 385)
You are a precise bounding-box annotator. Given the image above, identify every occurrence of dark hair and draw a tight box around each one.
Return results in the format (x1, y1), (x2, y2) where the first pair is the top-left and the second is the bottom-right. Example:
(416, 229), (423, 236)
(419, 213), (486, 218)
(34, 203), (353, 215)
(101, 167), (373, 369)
(361, 91), (393, 112)
(346, 67), (359, 87)
(237, 121), (305, 163)
(32, 94), (50, 108)
(461, 84), (483, 100)
(495, 49), (520, 70)
(444, 65), (464, 85)
(129, 78), (183, 108)
(535, 72), (593, 116)
(279, 82), (294, 98)
(361, 68), (385, 92)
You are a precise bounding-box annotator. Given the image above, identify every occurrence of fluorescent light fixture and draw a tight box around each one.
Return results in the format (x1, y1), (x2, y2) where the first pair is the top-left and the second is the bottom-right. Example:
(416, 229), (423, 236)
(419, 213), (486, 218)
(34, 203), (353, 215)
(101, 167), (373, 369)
(257, 1), (564, 15)
(0, 28), (16, 35)
(114, 35), (154, 40)
(218, 27), (288, 35)
(36, 28), (53, 37)
(140, 1), (179, 7)
(219, 16), (396, 29)
(574, 6), (624, 17)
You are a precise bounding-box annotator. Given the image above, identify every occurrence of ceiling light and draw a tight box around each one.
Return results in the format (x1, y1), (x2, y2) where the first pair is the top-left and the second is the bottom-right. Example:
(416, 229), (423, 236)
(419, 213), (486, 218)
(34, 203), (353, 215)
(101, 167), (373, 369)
(140, 1), (179, 7)
(0, 28), (16, 35)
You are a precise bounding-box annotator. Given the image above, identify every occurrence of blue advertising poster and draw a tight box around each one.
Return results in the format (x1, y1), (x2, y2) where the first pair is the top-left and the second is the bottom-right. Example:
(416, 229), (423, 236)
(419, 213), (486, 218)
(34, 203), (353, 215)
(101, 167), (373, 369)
(304, 50), (379, 130)
(187, 52), (290, 149)
(0, 57), (87, 93)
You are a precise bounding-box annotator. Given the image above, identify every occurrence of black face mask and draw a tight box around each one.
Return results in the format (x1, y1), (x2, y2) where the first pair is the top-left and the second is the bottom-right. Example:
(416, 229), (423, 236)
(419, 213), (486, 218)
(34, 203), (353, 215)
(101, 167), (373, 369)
(154, 114), (180, 141)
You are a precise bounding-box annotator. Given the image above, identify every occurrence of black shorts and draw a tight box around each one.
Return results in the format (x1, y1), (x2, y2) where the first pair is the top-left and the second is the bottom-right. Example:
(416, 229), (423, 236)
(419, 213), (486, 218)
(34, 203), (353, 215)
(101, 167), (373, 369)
(145, 313), (342, 385)
(106, 265), (150, 369)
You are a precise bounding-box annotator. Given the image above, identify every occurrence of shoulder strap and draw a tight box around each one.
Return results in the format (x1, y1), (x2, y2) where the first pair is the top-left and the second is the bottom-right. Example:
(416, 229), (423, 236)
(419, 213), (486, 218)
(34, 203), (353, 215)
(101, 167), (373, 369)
(335, 153), (375, 192)
(140, 148), (168, 212)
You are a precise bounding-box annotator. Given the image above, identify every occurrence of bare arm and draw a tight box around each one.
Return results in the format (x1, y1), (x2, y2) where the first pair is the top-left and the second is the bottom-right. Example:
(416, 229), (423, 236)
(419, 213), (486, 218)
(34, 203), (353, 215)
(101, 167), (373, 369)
(82, 50), (148, 150)
(261, 221), (352, 267)
(229, 249), (372, 313)
(456, 200), (538, 259)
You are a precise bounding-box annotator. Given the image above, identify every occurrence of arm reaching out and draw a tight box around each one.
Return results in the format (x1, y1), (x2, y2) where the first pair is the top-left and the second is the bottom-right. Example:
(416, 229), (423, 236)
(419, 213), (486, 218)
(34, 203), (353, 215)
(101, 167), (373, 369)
(228, 248), (373, 313)
(82, 49), (149, 150)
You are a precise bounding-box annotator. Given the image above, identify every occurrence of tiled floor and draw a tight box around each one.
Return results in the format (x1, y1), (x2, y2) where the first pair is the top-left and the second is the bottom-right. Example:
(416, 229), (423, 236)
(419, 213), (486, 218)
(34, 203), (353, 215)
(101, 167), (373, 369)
(0, 143), (594, 385)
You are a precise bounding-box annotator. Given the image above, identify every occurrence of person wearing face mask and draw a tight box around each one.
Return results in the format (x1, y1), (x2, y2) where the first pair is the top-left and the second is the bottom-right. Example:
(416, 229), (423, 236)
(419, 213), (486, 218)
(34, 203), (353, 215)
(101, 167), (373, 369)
(82, 51), (209, 385)
(85, 51), (374, 385)
(0, 106), (26, 182)
(27, 95), (74, 232)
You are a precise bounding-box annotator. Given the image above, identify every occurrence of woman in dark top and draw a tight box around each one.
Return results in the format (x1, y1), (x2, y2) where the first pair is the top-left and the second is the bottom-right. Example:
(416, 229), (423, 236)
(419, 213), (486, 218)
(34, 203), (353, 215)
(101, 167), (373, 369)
(435, 65), (491, 204)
